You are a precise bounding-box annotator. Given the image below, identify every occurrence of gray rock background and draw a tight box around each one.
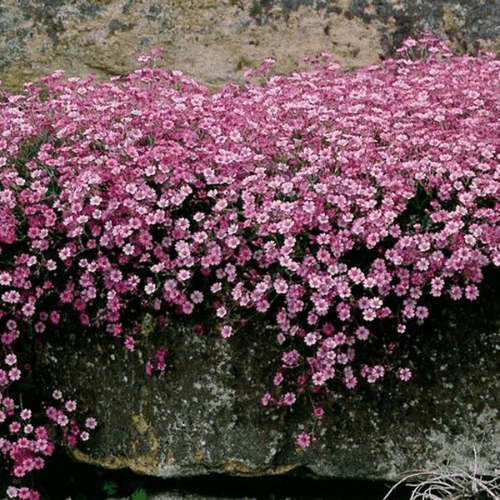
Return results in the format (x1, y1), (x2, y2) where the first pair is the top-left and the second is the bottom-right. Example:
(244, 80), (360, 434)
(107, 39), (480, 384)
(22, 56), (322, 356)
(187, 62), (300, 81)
(2, 0), (500, 95)
(36, 270), (500, 482)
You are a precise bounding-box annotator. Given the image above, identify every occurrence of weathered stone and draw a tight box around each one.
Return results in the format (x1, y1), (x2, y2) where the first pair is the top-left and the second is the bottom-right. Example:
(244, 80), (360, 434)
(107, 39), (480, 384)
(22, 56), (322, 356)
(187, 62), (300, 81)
(36, 270), (500, 481)
(2, 0), (500, 97)
(0, 0), (380, 94)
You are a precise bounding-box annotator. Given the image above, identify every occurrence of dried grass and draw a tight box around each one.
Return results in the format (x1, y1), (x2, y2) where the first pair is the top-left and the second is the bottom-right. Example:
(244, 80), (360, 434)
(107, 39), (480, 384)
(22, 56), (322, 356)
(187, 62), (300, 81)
(383, 447), (500, 500)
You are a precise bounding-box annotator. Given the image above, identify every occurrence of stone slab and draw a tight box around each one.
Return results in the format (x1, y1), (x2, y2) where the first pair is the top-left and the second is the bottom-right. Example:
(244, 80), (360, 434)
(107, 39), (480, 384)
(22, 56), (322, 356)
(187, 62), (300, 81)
(36, 269), (500, 481)
(2, 0), (500, 95)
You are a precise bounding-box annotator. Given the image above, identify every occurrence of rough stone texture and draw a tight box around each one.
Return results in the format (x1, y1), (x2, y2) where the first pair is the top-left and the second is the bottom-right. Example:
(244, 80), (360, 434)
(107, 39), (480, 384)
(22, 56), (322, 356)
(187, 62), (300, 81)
(2, 0), (500, 96)
(0, 0), (380, 94)
(36, 270), (500, 481)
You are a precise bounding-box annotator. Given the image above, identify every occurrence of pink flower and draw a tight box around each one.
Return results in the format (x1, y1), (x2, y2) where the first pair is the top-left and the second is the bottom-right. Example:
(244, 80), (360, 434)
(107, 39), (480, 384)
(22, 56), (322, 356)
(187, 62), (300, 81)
(177, 269), (191, 281)
(415, 306), (429, 320)
(45, 407), (58, 421)
(355, 327), (370, 341)
(220, 325), (233, 338)
(449, 286), (463, 300)
(333, 332), (347, 345)
(3, 397), (14, 409)
(364, 365), (385, 383)
(49, 311), (60, 324)
(20, 409), (31, 420)
(56, 414), (68, 426)
(8, 367), (21, 381)
(465, 285), (479, 300)
(65, 400), (77, 412)
(6, 486), (18, 498)
(190, 291), (204, 304)
(345, 375), (357, 390)
(9, 421), (21, 433)
(182, 301), (194, 314)
(109, 269), (123, 282)
(144, 281), (156, 295)
(216, 306), (227, 318)
(145, 361), (154, 376)
(5, 353), (16, 366)
(280, 392), (296, 406)
(336, 302), (350, 321)
(35, 427), (48, 440)
(398, 367), (412, 382)
(362, 309), (376, 321)
(312, 372), (326, 386)
(281, 349), (301, 366)
(348, 267), (364, 284)
(2, 291), (21, 304)
(273, 372), (284, 386)
(274, 278), (289, 294)
(313, 406), (324, 419)
(295, 431), (311, 450)
(65, 434), (77, 447)
(124, 336), (136, 351)
(304, 332), (319, 346)
(13, 464), (25, 477)
(29, 490), (41, 500)
(260, 393), (272, 407)
(85, 417), (97, 430)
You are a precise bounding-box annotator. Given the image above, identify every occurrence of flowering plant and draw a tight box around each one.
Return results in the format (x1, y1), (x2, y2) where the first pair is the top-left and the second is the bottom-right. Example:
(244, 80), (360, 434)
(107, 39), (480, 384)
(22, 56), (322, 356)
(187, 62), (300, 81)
(1, 32), (500, 497)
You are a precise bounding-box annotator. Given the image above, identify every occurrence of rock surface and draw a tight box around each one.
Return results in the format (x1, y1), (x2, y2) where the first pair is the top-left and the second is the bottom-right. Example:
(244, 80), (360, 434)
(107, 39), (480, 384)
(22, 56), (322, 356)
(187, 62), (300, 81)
(36, 269), (500, 481)
(2, 0), (500, 95)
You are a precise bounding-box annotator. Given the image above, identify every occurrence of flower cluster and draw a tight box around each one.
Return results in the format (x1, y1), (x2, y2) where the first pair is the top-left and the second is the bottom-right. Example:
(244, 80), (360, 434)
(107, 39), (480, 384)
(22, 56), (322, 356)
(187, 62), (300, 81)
(45, 389), (97, 447)
(0, 354), (54, 499)
(1, 32), (500, 494)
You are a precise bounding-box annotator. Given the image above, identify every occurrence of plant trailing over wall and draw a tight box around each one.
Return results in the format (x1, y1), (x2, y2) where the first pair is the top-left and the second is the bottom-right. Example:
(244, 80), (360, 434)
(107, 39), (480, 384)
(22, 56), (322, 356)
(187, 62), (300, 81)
(1, 33), (500, 498)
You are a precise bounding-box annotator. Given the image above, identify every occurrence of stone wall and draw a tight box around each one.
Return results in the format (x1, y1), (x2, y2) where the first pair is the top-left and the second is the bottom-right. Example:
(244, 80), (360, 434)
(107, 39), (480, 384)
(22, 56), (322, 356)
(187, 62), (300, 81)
(2, 0), (500, 95)
(37, 269), (500, 480)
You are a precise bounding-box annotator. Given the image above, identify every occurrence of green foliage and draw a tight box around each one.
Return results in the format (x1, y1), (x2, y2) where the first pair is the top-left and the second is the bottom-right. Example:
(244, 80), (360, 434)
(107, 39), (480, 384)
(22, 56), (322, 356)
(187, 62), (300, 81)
(103, 479), (118, 496)
(131, 487), (147, 500)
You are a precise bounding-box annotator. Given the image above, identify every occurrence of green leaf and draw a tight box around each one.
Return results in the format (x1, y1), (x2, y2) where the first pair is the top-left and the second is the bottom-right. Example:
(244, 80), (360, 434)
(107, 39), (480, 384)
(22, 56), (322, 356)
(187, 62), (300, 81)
(103, 480), (118, 495)
(131, 487), (147, 500)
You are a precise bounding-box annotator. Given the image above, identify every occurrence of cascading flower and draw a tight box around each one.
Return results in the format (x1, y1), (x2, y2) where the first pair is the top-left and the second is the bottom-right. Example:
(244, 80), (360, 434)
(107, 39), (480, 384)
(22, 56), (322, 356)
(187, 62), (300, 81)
(1, 32), (500, 493)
